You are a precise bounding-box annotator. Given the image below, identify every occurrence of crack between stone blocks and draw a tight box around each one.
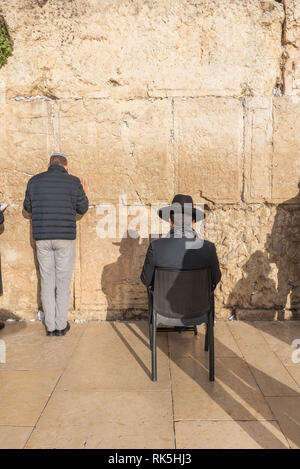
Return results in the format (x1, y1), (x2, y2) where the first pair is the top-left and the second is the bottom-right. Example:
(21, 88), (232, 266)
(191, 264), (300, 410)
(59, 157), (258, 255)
(8, 95), (249, 103)
(1, 167), (33, 177)
(279, 0), (288, 95)
(9, 95), (56, 103)
(271, 96), (275, 201)
(170, 97), (175, 196)
(126, 173), (143, 204)
(50, 100), (60, 152)
(241, 97), (247, 203)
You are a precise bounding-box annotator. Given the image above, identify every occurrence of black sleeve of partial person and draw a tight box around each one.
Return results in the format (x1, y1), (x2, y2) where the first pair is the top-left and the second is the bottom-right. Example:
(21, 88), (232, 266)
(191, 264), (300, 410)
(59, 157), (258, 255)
(141, 243), (155, 287)
(211, 243), (222, 290)
(23, 185), (32, 214)
(76, 182), (89, 215)
(0, 211), (4, 224)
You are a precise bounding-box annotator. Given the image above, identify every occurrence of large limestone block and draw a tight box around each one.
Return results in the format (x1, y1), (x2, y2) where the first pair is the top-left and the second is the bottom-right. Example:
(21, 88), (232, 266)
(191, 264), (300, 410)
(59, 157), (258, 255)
(284, 0), (300, 95)
(0, 0), (284, 98)
(0, 206), (76, 319)
(57, 98), (172, 205)
(244, 97), (273, 202)
(205, 205), (285, 312)
(174, 98), (243, 203)
(0, 100), (53, 203)
(77, 208), (149, 318)
(244, 96), (300, 203)
(272, 97), (300, 201)
(0, 207), (39, 318)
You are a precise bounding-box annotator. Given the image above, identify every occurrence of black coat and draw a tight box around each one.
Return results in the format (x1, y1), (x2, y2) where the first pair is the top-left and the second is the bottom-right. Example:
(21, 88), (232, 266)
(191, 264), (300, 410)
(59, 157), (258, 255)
(23, 165), (89, 240)
(141, 230), (221, 289)
(0, 211), (3, 295)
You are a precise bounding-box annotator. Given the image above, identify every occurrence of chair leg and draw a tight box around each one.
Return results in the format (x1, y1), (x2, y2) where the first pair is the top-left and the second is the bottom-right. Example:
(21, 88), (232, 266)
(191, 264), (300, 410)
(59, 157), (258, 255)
(204, 323), (209, 351)
(209, 321), (215, 382)
(149, 315), (153, 351)
(148, 289), (153, 351)
(151, 314), (157, 382)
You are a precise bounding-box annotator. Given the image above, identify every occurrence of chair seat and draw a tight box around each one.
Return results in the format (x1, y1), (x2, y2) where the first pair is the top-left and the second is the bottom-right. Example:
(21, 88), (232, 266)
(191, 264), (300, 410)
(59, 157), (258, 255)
(156, 311), (208, 327)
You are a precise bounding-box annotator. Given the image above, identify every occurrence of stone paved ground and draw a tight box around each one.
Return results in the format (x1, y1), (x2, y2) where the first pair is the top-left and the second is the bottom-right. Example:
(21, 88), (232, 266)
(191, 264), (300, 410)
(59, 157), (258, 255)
(0, 320), (299, 449)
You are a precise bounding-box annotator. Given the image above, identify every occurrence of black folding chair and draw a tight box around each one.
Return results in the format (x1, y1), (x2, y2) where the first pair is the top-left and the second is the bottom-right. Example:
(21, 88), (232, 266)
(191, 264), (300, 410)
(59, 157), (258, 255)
(148, 268), (215, 382)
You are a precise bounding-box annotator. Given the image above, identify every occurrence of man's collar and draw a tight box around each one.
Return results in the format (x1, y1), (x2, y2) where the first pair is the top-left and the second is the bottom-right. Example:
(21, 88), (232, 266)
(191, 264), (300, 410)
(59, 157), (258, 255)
(48, 165), (67, 173)
(168, 226), (198, 239)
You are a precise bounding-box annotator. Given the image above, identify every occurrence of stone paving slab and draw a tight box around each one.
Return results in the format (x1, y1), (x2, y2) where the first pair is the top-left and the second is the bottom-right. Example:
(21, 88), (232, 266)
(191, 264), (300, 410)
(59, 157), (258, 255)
(0, 321), (299, 449)
(26, 390), (174, 449)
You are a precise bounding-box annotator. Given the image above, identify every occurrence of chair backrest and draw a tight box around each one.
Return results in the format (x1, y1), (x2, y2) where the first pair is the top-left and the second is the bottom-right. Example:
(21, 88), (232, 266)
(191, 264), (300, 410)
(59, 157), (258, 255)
(153, 268), (212, 321)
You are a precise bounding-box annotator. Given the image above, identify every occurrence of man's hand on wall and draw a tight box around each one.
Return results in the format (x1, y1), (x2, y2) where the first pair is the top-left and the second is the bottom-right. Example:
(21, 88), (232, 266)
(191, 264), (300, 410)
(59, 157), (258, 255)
(80, 177), (87, 193)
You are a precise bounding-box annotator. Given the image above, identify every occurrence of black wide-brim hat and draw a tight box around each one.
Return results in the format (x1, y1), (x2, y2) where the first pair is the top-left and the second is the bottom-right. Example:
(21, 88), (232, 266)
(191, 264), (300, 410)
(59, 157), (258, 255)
(158, 194), (206, 223)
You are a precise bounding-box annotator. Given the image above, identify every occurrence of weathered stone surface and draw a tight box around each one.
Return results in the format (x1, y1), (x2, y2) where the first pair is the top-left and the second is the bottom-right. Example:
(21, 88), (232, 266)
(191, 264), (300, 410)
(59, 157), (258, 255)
(174, 98), (243, 203)
(0, 207), (38, 318)
(0, 198), (299, 320)
(77, 208), (149, 319)
(57, 98), (172, 204)
(0, 100), (53, 203)
(272, 97), (300, 201)
(244, 96), (300, 203)
(0, 207), (75, 320)
(0, 0), (284, 98)
(0, 1), (299, 321)
(284, 0), (300, 95)
(244, 97), (273, 203)
(205, 204), (285, 314)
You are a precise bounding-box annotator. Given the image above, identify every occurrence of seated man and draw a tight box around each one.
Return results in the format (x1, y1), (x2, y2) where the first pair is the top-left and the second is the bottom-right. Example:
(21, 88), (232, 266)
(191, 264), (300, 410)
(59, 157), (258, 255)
(141, 194), (221, 290)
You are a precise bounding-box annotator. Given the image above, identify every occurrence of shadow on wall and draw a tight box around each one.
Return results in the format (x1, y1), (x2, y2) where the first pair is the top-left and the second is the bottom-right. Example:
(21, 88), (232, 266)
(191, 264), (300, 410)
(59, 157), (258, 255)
(101, 231), (149, 320)
(228, 182), (300, 319)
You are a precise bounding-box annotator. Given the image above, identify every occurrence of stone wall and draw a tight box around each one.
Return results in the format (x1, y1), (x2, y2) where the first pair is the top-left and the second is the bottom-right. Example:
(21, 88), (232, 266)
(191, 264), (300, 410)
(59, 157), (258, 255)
(0, 0), (299, 321)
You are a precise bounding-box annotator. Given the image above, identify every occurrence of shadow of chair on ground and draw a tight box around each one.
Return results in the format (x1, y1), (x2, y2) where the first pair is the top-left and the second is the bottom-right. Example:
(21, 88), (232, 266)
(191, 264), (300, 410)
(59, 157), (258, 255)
(113, 319), (298, 449)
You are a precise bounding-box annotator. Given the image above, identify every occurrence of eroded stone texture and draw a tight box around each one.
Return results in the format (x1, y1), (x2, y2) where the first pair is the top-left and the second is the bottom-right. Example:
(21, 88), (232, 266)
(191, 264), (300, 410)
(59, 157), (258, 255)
(272, 97), (300, 201)
(0, 200), (299, 320)
(62, 200), (300, 319)
(284, 0), (300, 95)
(0, 100), (53, 203)
(0, 0), (284, 98)
(205, 204), (279, 312)
(0, 206), (75, 320)
(0, 207), (38, 318)
(174, 98), (243, 203)
(244, 97), (273, 203)
(57, 99), (172, 205)
(78, 208), (149, 320)
(243, 96), (300, 203)
(0, 1), (299, 321)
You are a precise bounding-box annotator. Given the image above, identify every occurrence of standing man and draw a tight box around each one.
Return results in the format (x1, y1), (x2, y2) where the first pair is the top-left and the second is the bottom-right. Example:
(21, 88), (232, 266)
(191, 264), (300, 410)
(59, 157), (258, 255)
(23, 153), (89, 336)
